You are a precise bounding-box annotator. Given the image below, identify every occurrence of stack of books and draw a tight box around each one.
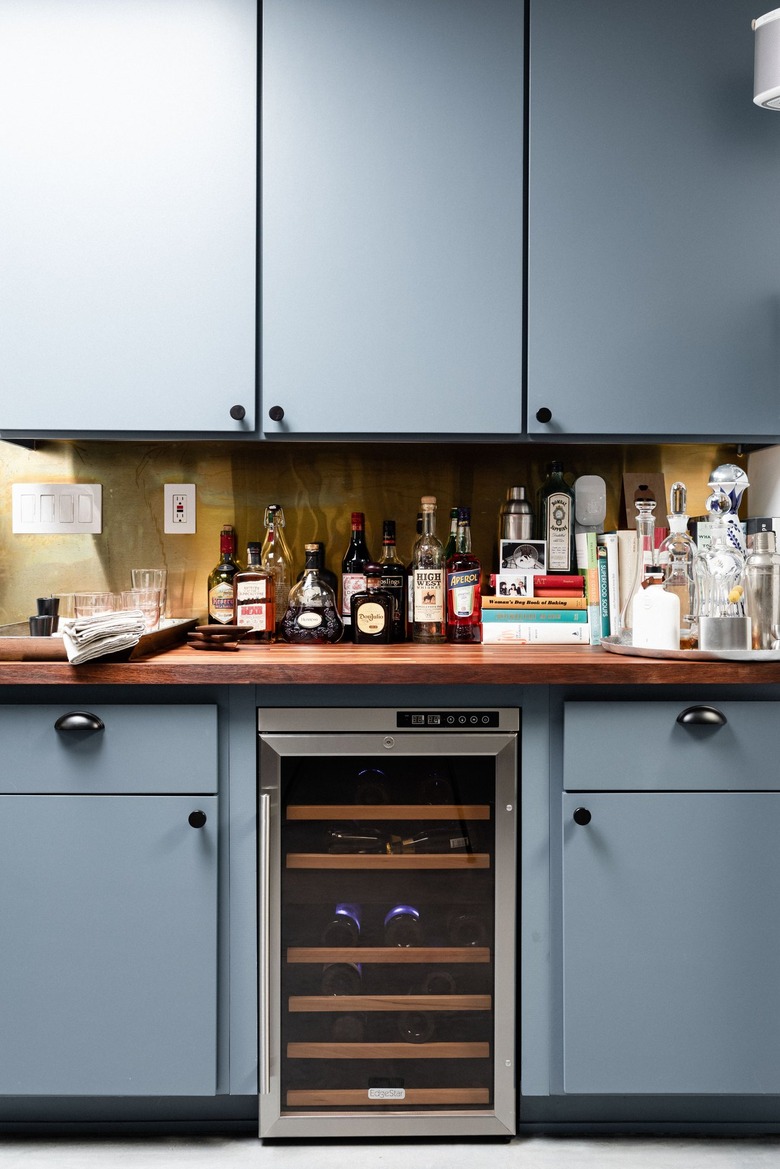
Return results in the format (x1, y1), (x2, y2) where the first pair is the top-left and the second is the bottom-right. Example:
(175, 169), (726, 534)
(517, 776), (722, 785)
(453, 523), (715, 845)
(483, 573), (588, 643)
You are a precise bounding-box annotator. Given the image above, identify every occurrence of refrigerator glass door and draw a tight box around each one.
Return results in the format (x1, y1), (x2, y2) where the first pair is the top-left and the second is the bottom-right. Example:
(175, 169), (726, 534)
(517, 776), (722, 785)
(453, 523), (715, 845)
(259, 728), (516, 1138)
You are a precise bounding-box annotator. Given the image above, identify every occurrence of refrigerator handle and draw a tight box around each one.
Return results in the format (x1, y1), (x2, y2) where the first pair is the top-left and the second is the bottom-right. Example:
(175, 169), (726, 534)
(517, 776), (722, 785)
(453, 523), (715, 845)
(259, 791), (271, 1096)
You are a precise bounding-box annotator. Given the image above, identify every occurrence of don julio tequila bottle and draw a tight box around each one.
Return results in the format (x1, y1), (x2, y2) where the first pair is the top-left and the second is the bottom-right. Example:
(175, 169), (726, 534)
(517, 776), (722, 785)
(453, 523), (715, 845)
(412, 496), (446, 643)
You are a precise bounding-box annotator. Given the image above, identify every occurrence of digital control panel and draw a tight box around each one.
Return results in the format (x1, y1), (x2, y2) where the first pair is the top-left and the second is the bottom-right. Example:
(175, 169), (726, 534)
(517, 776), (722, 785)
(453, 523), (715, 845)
(395, 710), (500, 729)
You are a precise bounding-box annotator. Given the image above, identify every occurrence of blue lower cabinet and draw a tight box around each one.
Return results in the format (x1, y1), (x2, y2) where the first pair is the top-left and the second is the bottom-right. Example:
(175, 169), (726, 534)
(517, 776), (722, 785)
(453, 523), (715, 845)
(0, 795), (218, 1096)
(562, 791), (780, 1094)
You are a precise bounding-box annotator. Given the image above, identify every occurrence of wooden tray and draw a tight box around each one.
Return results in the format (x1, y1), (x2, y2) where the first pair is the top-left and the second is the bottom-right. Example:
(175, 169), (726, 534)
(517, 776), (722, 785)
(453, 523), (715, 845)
(0, 618), (198, 662)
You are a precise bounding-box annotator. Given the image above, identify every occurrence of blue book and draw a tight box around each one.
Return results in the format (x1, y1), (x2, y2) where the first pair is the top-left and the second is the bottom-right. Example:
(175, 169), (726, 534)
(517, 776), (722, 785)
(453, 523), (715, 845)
(481, 608), (588, 623)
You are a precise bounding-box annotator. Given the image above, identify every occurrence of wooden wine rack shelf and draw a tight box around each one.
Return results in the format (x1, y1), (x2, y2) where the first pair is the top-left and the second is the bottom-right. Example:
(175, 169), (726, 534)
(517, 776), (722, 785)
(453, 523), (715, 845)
(288, 1042), (490, 1060)
(286, 853), (490, 870)
(286, 1088), (491, 1107)
(289, 994), (491, 1012)
(286, 804), (491, 821)
(287, 946), (491, 965)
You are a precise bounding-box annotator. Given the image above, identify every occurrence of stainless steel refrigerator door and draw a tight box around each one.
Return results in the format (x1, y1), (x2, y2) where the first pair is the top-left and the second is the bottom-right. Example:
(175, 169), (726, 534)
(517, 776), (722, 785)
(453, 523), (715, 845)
(259, 728), (516, 1138)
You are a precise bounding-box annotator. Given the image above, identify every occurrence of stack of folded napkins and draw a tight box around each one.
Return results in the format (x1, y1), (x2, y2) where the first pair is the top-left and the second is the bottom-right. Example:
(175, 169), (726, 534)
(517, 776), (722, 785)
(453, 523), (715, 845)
(59, 609), (147, 665)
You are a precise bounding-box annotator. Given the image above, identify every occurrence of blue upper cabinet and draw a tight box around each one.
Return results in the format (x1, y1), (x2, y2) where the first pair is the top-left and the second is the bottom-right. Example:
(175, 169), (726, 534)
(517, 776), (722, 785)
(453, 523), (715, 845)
(0, 1), (257, 438)
(261, 0), (524, 437)
(528, 0), (780, 440)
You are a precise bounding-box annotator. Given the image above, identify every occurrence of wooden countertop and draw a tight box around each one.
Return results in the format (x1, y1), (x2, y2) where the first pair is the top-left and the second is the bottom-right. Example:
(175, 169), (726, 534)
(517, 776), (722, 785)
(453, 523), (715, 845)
(1, 642), (779, 686)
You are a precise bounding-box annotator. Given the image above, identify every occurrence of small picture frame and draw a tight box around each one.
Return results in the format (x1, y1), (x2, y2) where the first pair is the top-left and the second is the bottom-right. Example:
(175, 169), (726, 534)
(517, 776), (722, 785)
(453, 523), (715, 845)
(496, 572), (534, 597)
(499, 540), (547, 573)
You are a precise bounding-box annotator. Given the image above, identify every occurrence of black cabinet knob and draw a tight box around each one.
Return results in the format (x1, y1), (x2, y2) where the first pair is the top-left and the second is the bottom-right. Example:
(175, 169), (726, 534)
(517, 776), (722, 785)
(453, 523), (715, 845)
(676, 706), (727, 727)
(268, 405), (285, 422)
(535, 407), (553, 424)
(229, 404), (246, 421)
(573, 807), (592, 826)
(54, 711), (105, 734)
(188, 810), (207, 829)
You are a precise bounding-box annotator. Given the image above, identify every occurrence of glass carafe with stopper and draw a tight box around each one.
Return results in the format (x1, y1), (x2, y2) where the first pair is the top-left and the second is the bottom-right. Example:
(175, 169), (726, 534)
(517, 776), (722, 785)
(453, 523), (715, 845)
(261, 504), (294, 631)
(619, 499), (656, 638)
(656, 482), (697, 636)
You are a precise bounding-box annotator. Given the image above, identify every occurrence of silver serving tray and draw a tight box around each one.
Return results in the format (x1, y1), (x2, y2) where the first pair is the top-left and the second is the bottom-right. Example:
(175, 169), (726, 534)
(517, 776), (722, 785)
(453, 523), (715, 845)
(599, 633), (780, 663)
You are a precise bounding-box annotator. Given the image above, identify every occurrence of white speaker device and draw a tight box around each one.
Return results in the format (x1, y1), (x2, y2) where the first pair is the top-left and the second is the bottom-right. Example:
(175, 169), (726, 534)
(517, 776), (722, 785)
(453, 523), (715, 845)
(753, 9), (780, 108)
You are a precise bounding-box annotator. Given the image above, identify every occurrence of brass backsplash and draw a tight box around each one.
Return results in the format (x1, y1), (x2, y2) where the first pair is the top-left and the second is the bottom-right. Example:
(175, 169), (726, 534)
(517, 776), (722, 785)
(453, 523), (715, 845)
(0, 439), (743, 624)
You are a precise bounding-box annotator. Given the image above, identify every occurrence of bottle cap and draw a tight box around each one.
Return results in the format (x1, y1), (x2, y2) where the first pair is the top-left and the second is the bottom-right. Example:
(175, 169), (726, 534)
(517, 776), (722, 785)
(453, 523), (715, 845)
(382, 519), (396, 539)
(420, 495), (436, 508)
(457, 506), (471, 523)
(351, 511), (364, 526)
(364, 563), (383, 577)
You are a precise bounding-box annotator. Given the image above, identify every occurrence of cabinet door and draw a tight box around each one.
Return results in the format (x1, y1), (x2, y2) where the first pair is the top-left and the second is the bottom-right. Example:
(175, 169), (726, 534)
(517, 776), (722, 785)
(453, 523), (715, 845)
(0, 795), (217, 1095)
(528, 0), (780, 439)
(262, 0), (523, 437)
(562, 792), (780, 1094)
(0, 1), (256, 437)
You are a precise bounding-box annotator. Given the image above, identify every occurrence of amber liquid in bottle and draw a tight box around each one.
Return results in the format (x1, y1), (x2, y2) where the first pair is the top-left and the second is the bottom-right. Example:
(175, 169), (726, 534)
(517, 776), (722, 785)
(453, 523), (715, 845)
(233, 542), (275, 642)
(350, 564), (394, 644)
(446, 506), (482, 643)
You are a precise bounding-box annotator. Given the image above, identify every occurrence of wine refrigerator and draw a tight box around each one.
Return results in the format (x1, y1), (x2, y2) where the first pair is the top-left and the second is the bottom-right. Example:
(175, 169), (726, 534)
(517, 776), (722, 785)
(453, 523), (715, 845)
(257, 707), (518, 1138)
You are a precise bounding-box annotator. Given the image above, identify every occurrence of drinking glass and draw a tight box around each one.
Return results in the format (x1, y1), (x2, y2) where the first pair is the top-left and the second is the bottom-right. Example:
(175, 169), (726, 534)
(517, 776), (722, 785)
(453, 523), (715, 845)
(120, 588), (161, 631)
(73, 592), (114, 618)
(131, 569), (167, 619)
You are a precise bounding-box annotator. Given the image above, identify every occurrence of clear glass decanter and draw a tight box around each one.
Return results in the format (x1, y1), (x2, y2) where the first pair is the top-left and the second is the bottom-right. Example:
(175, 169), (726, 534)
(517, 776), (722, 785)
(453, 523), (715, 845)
(619, 499), (656, 638)
(656, 482), (697, 632)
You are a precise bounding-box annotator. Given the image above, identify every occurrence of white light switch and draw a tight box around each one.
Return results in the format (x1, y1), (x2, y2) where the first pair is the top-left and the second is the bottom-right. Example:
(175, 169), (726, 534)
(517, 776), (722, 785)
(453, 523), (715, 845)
(12, 484), (102, 534)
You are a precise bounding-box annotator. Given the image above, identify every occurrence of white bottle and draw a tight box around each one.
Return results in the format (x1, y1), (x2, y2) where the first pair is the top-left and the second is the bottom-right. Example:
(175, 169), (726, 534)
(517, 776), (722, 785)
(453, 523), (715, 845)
(631, 580), (680, 651)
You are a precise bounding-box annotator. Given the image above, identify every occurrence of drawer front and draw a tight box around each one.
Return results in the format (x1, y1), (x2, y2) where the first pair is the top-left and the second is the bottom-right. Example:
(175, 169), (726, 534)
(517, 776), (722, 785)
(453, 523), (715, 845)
(0, 705), (217, 794)
(564, 701), (780, 791)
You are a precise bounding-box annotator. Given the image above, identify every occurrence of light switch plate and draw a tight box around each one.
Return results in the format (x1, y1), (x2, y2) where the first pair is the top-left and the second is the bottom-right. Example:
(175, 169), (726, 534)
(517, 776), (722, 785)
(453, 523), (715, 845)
(12, 483), (102, 534)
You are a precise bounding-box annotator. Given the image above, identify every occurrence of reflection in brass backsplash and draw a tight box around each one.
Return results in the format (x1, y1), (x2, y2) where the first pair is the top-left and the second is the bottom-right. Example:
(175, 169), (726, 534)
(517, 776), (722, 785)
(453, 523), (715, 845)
(0, 439), (743, 624)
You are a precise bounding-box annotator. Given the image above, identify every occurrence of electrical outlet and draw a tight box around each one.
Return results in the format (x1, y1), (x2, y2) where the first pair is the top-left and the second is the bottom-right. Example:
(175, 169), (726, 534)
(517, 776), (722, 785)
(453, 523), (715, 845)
(164, 483), (196, 534)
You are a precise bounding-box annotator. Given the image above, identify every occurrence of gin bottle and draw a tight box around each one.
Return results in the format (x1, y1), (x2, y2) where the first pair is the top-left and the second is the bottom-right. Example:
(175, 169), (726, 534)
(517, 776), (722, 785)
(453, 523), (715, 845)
(412, 496), (446, 643)
(538, 461), (576, 574)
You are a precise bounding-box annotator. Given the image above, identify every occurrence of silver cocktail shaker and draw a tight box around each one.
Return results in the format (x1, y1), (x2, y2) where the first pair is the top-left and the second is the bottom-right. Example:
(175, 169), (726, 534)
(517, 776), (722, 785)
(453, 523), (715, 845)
(745, 530), (780, 649)
(499, 486), (534, 541)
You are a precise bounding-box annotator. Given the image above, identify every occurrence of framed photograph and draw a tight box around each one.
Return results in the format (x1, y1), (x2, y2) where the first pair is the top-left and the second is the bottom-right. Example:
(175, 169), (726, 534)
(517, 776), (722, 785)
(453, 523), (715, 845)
(495, 572), (534, 597)
(499, 539), (547, 573)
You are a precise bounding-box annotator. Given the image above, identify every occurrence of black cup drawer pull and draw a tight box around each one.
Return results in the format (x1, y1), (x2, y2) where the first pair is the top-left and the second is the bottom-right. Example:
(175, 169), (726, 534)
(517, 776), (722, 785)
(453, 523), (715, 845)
(54, 711), (105, 734)
(573, 807), (592, 826)
(188, 810), (207, 829)
(676, 706), (727, 727)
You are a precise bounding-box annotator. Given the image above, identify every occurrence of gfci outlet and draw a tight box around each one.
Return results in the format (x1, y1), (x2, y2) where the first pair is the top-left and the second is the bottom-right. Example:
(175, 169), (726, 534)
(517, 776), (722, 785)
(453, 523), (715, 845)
(164, 483), (196, 534)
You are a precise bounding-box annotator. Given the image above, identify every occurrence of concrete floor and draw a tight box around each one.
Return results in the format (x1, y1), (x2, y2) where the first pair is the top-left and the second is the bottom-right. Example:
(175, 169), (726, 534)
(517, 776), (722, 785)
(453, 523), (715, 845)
(2, 1137), (780, 1168)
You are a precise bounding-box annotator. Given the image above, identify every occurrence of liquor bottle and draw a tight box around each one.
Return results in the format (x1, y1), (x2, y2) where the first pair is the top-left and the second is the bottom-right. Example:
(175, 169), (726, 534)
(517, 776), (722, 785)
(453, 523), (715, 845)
(419, 770), (454, 804)
(322, 903), (361, 946)
(378, 520), (408, 642)
(656, 482), (697, 630)
(233, 542), (275, 642)
(443, 507), (459, 562)
(332, 1014), (366, 1042)
(350, 564), (394, 644)
(207, 524), (241, 624)
(295, 541), (339, 594)
(397, 1010), (435, 1044)
(326, 825), (390, 853)
(280, 543), (343, 644)
(321, 963), (362, 995)
(384, 904), (423, 947)
(261, 504), (294, 631)
(447, 910), (488, 947)
(407, 511), (423, 636)
(355, 767), (390, 804)
(341, 512), (372, 628)
(412, 496), (446, 643)
(537, 461), (577, 574)
(388, 825), (472, 854)
(446, 506), (482, 644)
